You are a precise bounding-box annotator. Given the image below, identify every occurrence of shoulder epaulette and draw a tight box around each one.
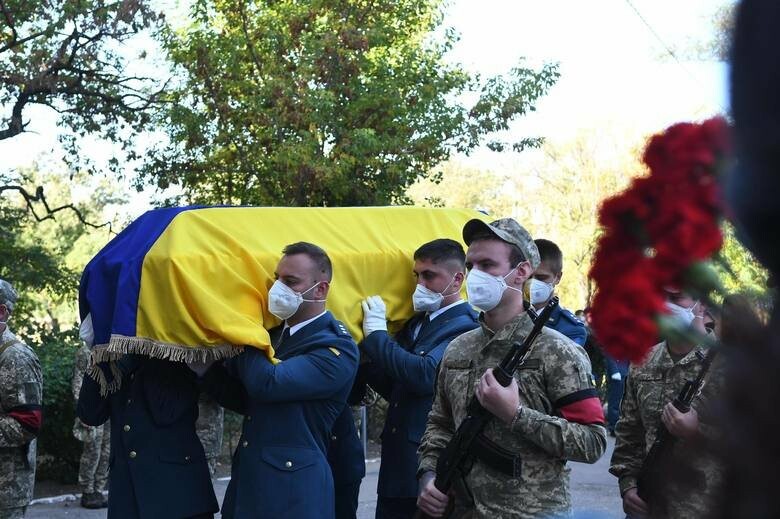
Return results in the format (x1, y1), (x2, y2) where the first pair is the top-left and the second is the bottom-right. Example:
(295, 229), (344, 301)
(331, 320), (353, 339)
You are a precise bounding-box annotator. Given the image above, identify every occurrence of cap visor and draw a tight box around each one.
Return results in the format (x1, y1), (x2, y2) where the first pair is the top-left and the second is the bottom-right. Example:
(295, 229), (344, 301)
(462, 219), (494, 245)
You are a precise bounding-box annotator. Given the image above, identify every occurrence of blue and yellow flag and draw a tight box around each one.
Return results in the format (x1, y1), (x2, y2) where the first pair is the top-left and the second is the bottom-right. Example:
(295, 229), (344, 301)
(79, 206), (486, 364)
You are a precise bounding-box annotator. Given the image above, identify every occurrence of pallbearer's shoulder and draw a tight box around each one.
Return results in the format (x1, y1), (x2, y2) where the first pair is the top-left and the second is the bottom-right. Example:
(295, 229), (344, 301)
(441, 327), (483, 362)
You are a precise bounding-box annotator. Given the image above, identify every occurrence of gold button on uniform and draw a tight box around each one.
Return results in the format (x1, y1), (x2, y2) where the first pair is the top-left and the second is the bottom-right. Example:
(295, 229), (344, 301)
(391, 427), (397, 433)
(246, 415), (252, 421)
(129, 451), (137, 458)
(331, 435), (337, 440)
(123, 425), (130, 432)
(285, 461), (292, 468)
(242, 440), (248, 447)
(185, 455), (191, 461)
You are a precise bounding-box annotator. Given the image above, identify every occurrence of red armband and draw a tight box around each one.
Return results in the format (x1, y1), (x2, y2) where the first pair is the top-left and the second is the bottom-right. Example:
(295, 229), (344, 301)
(7, 405), (43, 434)
(554, 389), (605, 425)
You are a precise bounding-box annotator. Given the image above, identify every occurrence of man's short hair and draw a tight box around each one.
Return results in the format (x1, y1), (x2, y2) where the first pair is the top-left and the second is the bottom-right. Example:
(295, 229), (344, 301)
(467, 230), (527, 266)
(535, 239), (563, 275)
(0, 279), (18, 313)
(413, 239), (466, 270)
(282, 242), (333, 281)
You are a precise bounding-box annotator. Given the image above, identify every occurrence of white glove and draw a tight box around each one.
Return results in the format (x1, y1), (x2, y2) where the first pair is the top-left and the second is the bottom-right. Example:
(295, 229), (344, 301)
(187, 359), (215, 377)
(79, 313), (95, 347)
(611, 372), (622, 381)
(361, 295), (388, 337)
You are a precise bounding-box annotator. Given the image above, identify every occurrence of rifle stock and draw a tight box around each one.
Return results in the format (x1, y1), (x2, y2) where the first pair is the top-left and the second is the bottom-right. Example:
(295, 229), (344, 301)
(414, 298), (559, 519)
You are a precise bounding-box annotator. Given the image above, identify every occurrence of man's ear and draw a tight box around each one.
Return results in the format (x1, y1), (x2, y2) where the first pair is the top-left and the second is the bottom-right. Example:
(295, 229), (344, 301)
(513, 262), (534, 287)
(554, 271), (563, 286)
(452, 270), (465, 289)
(316, 280), (330, 299)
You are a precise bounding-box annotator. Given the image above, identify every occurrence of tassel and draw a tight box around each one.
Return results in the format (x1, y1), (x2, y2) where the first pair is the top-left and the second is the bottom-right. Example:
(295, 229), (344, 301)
(88, 336), (244, 394)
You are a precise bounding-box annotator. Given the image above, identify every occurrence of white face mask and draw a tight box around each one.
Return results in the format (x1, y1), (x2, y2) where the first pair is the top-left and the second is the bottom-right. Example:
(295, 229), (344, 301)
(528, 278), (554, 305)
(412, 276), (458, 313)
(466, 266), (523, 312)
(665, 301), (698, 327)
(268, 280), (325, 320)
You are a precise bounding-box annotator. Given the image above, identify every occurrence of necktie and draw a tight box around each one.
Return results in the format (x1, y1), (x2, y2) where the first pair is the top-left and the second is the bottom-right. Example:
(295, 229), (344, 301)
(414, 314), (431, 341)
(278, 326), (291, 348)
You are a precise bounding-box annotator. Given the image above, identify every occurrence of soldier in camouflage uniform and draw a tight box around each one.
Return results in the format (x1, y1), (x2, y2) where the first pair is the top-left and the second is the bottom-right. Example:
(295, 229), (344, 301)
(0, 279), (43, 519)
(610, 289), (723, 518)
(195, 392), (224, 476)
(417, 219), (607, 519)
(71, 341), (110, 509)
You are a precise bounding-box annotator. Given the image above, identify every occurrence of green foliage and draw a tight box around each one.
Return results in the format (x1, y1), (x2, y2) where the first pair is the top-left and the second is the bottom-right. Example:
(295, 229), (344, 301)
(717, 223), (770, 295)
(1, 163), (127, 482)
(0, 0), (166, 174)
(140, 0), (558, 206)
(409, 128), (647, 310)
(35, 328), (81, 482)
(1, 165), (125, 335)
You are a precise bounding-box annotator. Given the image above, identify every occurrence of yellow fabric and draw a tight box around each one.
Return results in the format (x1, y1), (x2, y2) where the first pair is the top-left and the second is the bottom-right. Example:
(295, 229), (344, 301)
(136, 206), (487, 360)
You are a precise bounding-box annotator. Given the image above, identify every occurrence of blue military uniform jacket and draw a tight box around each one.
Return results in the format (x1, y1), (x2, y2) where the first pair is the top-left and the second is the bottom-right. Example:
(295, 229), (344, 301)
(544, 304), (588, 346)
(327, 402), (366, 488)
(77, 356), (219, 519)
(203, 312), (359, 519)
(354, 301), (478, 498)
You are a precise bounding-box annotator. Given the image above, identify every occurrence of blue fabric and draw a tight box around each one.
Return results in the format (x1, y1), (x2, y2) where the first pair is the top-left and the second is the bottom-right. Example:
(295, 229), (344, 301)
(203, 312), (359, 519)
(376, 496), (419, 519)
(605, 355), (630, 430)
(328, 404), (366, 486)
(357, 303), (479, 499)
(78, 206), (199, 344)
(334, 481), (361, 519)
(76, 357), (219, 519)
(545, 305), (588, 347)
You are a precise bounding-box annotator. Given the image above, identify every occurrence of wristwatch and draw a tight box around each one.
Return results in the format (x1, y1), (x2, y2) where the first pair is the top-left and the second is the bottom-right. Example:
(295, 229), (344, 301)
(510, 403), (524, 429)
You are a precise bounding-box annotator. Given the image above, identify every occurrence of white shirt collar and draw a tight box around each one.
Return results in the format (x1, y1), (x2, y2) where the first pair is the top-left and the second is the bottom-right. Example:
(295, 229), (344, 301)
(285, 311), (328, 337)
(428, 299), (465, 322)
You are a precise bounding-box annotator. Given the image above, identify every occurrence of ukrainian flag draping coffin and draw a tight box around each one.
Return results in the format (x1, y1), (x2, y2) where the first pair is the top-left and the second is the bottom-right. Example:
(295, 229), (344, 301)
(79, 206), (487, 364)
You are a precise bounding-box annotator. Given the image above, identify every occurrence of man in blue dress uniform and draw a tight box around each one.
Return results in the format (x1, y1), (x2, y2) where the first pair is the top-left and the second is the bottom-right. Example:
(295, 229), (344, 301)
(327, 402), (366, 519)
(77, 351), (219, 519)
(353, 239), (479, 519)
(201, 242), (359, 519)
(527, 239), (587, 346)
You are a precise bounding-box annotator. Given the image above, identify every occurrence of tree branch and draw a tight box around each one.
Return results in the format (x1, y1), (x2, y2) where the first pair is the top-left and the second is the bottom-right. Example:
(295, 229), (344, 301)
(0, 185), (114, 233)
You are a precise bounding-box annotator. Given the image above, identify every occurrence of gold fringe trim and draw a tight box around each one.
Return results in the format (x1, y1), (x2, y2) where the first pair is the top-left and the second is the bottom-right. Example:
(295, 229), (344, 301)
(87, 335), (244, 395)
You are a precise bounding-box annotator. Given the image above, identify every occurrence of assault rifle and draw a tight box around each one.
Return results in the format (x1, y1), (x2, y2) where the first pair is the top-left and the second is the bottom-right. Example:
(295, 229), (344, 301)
(414, 297), (559, 519)
(636, 347), (718, 510)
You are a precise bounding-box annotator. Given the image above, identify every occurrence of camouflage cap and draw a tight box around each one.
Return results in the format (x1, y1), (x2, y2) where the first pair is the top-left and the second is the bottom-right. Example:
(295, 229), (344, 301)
(0, 279), (18, 312)
(463, 218), (540, 269)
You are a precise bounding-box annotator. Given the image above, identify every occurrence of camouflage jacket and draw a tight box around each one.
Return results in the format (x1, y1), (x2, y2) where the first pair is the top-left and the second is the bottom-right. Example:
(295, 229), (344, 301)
(72, 344), (105, 442)
(71, 344), (91, 402)
(418, 312), (607, 518)
(0, 326), (43, 509)
(609, 341), (723, 518)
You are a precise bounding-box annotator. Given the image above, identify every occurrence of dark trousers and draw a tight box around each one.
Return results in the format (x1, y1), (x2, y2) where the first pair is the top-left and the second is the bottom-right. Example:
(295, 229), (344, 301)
(376, 496), (418, 519)
(606, 356), (629, 430)
(335, 482), (361, 519)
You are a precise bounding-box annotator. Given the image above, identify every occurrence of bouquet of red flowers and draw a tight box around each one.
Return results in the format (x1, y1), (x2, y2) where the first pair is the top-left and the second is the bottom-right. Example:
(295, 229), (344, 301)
(589, 117), (730, 362)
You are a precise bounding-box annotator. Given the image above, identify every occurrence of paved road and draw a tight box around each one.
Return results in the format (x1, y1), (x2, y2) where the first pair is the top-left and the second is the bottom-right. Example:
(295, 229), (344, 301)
(28, 438), (622, 518)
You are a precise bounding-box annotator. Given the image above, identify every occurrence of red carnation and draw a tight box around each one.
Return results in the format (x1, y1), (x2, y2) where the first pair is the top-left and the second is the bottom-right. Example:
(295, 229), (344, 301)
(589, 117), (730, 362)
